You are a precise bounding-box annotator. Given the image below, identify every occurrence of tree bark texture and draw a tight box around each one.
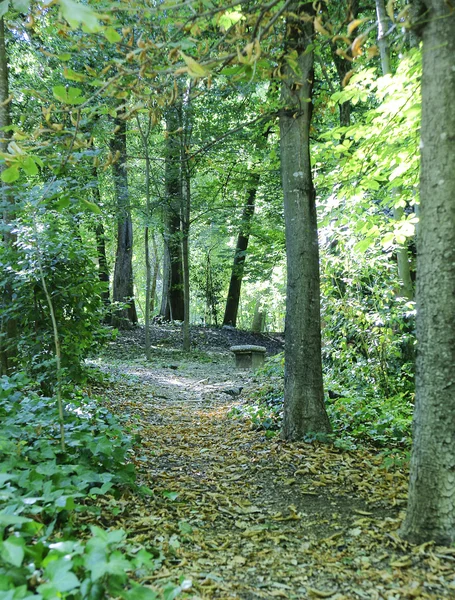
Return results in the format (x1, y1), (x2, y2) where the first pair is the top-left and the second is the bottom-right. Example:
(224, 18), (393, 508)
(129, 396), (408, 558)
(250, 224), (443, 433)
(159, 241), (171, 319)
(280, 3), (332, 440)
(400, 0), (455, 544)
(110, 116), (138, 328)
(0, 17), (17, 375)
(223, 173), (260, 327)
(92, 168), (110, 305)
(163, 106), (184, 322)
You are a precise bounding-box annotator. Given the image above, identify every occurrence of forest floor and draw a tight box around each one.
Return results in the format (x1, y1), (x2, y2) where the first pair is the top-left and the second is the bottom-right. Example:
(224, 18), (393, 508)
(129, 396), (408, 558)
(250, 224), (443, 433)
(92, 327), (455, 600)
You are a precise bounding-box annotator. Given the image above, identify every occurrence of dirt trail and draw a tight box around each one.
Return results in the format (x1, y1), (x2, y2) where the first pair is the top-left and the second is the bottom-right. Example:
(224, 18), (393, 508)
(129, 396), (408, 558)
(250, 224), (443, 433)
(97, 345), (455, 600)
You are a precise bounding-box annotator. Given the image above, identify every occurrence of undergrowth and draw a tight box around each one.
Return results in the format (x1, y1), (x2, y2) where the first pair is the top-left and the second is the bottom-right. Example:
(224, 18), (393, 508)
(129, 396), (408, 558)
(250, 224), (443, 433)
(0, 372), (183, 600)
(231, 352), (413, 459)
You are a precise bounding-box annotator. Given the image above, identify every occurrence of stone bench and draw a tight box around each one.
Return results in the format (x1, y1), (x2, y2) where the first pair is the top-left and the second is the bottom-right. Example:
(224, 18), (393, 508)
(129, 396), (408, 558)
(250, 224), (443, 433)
(230, 345), (267, 370)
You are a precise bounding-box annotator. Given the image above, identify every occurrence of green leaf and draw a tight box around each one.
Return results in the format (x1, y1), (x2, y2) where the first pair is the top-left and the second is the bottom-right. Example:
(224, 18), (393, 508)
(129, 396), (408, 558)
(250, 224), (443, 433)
(1, 166), (19, 183)
(55, 196), (71, 211)
(180, 52), (209, 78)
(1, 537), (25, 567)
(22, 156), (38, 176)
(80, 198), (102, 214)
(58, 52), (72, 61)
(63, 68), (87, 82)
(104, 27), (122, 43)
(59, 0), (101, 32)
(163, 490), (179, 501)
(0, 512), (32, 526)
(122, 583), (158, 600)
(52, 85), (86, 105)
(354, 238), (374, 253)
(0, 1), (9, 18)
(106, 551), (131, 575)
(12, 0), (30, 11)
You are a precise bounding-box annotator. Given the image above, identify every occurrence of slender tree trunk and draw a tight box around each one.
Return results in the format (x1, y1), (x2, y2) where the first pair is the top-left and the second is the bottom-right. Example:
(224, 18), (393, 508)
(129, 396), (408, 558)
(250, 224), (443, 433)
(145, 227), (152, 359)
(181, 179), (190, 351)
(181, 80), (193, 352)
(400, 0), (455, 544)
(110, 115), (138, 328)
(280, 2), (331, 440)
(251, 300), (265, 333)
(163, 106), (184, 322)
(150, 234), (159, 316)
(222, 173), (260, 327)
(0, 17), (16, 375)
(376, 0), (414, 300)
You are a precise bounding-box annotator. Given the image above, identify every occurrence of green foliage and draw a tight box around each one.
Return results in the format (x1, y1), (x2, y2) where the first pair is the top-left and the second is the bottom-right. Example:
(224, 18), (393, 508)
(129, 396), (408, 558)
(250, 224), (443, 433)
(231, 351), (413, 450)
(0, 373), (182, 599)
(0, 211), (110, 386)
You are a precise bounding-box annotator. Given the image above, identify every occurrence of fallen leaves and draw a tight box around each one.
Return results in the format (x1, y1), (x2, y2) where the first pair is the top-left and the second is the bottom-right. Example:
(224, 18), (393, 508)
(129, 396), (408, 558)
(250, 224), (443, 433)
(93, 351), (455, 599)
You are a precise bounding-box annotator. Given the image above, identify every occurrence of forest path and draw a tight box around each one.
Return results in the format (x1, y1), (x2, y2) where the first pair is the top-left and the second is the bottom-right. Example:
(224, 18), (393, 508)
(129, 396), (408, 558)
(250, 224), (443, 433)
(96, 343), (454, 600)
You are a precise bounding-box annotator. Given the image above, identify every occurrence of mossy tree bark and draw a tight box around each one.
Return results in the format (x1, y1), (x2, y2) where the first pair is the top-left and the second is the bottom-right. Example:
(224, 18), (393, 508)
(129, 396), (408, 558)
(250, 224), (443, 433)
(400, 0), (455, 544)
(280, 2), (331, 440)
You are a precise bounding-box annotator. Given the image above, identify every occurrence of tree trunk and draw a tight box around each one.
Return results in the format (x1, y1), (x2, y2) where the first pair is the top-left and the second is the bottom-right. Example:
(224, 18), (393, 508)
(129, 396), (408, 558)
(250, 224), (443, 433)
(150, 234), (159, 316)
(280, 3), (331, 440)
(376, 0), (414, 300)
(92, 168), (110, 306)
(251, 300), (265, 333)
(163, 106), (184, 322)
(136, 114), (154, 359)
(400, 0), (455, 545)
(222, 173), (260, 327)
(159, 240), (171, 319)
(145, 226), (152, 359)
(181, 80), (193, 352)
(0, 17), (17, 375)
(110, 115), (138, 328)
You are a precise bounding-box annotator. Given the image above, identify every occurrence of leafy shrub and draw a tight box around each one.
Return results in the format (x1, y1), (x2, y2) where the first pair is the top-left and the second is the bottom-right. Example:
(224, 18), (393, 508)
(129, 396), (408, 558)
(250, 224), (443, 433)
(0, 374), (182, 599)
(0, 212), (110, 388)
(231, 353), (414, 450)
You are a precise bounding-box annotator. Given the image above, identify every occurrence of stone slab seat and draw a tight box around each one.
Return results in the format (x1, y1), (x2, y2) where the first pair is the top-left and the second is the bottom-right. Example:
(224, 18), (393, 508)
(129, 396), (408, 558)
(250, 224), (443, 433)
(230, 345), (267, 369)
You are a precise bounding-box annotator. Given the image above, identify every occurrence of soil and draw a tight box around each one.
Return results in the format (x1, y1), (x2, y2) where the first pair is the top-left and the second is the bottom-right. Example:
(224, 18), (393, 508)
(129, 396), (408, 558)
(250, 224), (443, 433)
(93, 327), (455, 600)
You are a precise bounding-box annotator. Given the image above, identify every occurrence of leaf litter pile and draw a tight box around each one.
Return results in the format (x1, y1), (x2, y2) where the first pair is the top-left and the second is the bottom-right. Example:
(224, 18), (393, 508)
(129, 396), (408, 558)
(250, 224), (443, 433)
(92, 336), (455, 599)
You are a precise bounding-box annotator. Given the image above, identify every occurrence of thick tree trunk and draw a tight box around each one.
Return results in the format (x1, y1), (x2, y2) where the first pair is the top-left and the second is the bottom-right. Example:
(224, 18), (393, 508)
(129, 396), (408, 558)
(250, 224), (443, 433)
(0, 17), (17, 375)
(159, 240), (171, 319)
(163, 106), (184, 322)
(400, 0), (455, 544)
(222, 173), (259, 328)
(92, 168), (110, 305)
(110, 116), (137, 328)
(280, 3), (331, 440)
(136, 114), (154, 359)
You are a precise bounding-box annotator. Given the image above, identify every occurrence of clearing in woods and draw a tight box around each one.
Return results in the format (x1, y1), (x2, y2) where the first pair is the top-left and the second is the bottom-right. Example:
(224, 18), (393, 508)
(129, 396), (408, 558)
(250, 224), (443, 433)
(91, 327), (455, 599)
